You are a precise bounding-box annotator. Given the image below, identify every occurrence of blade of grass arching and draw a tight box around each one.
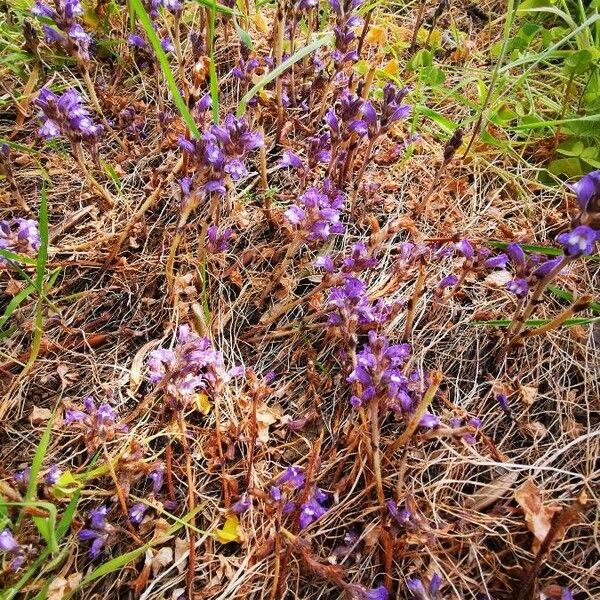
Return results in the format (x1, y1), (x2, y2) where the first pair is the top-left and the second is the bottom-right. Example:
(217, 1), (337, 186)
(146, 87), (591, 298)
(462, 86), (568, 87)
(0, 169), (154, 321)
(0, 249), (37, 265)
(547, 285), (600, 314)
(130, 0), (200, 138)
(5, 501), (58, 554)
(462, 0), (518, 157)
(471, 317), (600, 327)
(192, 0), (237, 16)
(236, 33), (333, 116)
(24, 413), (55, 505)
(207, 0), (219, 124)
(489, 240), (600, 262)
(0, 284), (36, 330)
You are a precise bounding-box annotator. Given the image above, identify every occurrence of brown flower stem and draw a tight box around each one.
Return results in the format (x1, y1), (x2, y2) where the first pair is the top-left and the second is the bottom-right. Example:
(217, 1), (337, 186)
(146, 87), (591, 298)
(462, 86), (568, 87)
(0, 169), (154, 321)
(258, 236), (303, 306)
(387, 372), (443, 454)
(81, 66), (110, 130)
(177, 413), (197, 600)
(402, 264), (427, 341)
(520, 295), (592, 338)
(73, 144), (115, 208)
(507, 255), (574, 340)
(173, 14), (187, 102)
(274, 0), (286, 142)
(102, 444), (143, 544)
(369, 398), (385, 509)
(409, 1), (427, 52)
(350, 136), (377, 214)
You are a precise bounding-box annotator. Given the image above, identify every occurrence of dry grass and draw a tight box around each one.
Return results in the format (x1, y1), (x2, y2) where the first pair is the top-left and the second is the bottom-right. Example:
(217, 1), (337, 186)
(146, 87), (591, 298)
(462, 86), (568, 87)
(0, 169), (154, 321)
(0, 0), (599, 599)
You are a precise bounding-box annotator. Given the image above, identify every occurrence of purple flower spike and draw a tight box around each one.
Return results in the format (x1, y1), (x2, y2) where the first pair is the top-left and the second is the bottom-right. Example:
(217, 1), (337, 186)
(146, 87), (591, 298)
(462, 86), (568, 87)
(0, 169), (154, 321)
(284, 181), (345, 243)
(148, 467), (164, 494)
(562, 588), (574, 600)
(556, 225), (599, 257)
(0, 530), (19, 553)
(64, 397), (127, 451)
(568, 169), (600, 213)
(206, 224), (233, 254)
(407, 578), (427, 599)
(314, 254), (335, 272)
(438, 274), (458, 289)
(299, 491), (328, 529)
(495, 393), (511, 416)
(484, 253), (508, 269)
(455, 239), (474, 259)
(349, 584), (389, 600)
(31, 0), (91, 61)
(45, 464), (61, 485)
(79, 506), (113, 559)
(419, 412), (439, 429)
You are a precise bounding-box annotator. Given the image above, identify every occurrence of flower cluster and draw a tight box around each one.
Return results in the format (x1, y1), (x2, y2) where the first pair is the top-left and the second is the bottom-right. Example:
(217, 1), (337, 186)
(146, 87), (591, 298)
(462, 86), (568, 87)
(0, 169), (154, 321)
(128, 32), (174, 68)
(78, 506), (114, 559)
(347, 330), (413, 410)
(147, 324), (239, 409)
(326, 91), (366, 144)
(326, 277), (401, 336)
(32, 0), (91, 62)
(35, 88), (103, 157)
(0, 218), (40, 262)
(65, 396), (128, 451)
(330, 0), (364, 66)
(361, 84), (412, 139)
(347, 584), (389, 600)
(0, 529), (25, 571)
(284, 180), (345, 242)
(299, 488), (329, 529)
(178, 114), (262, 195)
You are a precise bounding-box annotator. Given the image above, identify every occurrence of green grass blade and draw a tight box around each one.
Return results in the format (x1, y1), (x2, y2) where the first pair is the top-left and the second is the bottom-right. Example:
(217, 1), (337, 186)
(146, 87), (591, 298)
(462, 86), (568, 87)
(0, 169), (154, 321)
(236, 33), (333, 116)
(547, 285), (600, 314)
(0, 249), (38, 265)
(192, 0), (237, 16)
(489, 240), (600, 262)
(471, 317), (600, 327)
(207, 0), (219, 124)
(130, 0), (200, 138)
(0, 284), (36, 330)
(24, 413), (55, 505)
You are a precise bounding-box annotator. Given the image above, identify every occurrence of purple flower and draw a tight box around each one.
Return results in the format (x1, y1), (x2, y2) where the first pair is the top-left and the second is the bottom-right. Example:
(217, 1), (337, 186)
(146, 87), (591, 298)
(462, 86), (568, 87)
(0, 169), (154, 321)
(32, 0), (90, 61)
(495, 393), (511, 416)
(0, 529), (25, 571)
(348, 584), (389, 600)
(35, 88), (103, 153)
(12, 467), (30, 489)
(277, 466), (305, 489)
(568, 169), (600, 213)
(562, 588), (574, 600)
(284, 182), (345, 242)
(206, 224), (233, 254)
(506, 242), (526, 269)
(129, 503), (148, 524)
(342, 241), (379, 272)
(438, 274), (458, 289)
(0, 218), (41, 262)
(270, 486), (282, 501)
(64, 397), (127, 451)
(419, 412), (439, 429)
(280, 150), (304, 170)
(506, 278), (529, 297)
(148, 467), (164, 494)
(299, 490), (329, 529)
(147, 325), (236, 410)
(532, 256), (564, 278)
(347, 331), (414, 412)
(455, 239), (474, 259)
(45, 464), (61, 485)
(407, 574), (441, 600)
(0, 530), (19, 553)
(79, 506), (112, 559)
(232, 493), (252, 514)
(484, 253), (508, 269)
(314, 254), (335, 272)
(556, 225), (599, 257)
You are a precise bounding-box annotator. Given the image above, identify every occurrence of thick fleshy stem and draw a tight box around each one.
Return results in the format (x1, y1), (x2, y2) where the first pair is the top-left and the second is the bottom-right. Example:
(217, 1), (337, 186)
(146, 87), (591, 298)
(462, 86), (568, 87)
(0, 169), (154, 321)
(274, 0), (285, 142)
(177, 413), (197, 600)
(409, 0), (427, 52)
(173, 13), (186, 101)
(520, 295), (592, 338)
(403, 265), (427, 341)
(507, 255), (575, 340)
(73, 143), (115, 208)
(81, 66), (111, 131)
(349, 135), (377, 214)
(369, 397), (385, 510)
(258, 235), (303, 306)
(387, 371), (443, 454)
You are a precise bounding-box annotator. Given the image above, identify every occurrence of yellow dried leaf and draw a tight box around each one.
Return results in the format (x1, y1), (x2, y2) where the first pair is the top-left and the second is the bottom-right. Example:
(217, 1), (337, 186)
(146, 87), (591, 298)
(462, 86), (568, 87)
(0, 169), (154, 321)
(383, 58), (399, 76)
(365, 26), (387, 46)
(195, 392), (211, 415)
(214, 515), (240, 544)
